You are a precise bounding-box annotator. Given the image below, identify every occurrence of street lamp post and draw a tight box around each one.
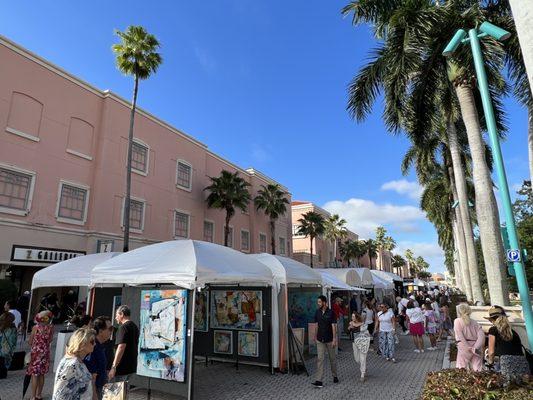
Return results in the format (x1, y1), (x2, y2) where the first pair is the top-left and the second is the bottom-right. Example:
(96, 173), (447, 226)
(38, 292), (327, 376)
(444, 22), (533, 349)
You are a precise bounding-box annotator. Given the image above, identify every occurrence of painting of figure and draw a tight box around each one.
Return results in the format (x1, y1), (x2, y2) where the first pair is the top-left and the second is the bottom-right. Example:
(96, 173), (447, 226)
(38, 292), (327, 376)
(213, 330), (233, 355)
(194, 291), (208, 332)
(237, 331), (259, 357)
(137, 289), (188, 382)
(210, 290), (262, 331)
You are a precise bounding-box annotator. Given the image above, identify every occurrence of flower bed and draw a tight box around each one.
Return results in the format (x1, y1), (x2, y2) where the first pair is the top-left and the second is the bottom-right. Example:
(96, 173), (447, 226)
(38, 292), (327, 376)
(420, 369), (532, 400)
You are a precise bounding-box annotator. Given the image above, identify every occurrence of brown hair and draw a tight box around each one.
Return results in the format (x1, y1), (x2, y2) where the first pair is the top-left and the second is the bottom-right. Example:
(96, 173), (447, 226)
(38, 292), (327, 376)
(0, 312), (15, 331)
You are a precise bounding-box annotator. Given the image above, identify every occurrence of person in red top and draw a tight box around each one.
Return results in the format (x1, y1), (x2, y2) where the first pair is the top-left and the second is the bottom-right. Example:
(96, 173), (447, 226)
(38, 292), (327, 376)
(332, 298), (345, 351)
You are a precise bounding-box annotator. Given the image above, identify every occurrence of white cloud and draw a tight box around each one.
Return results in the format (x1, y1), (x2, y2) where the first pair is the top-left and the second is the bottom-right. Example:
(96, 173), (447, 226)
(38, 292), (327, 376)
(381, 179), (423, 200)
(395, 241), (445, 273)
(322, 198), (425, 239)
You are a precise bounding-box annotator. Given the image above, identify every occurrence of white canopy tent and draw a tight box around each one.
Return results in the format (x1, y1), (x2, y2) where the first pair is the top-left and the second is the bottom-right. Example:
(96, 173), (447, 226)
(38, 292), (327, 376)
(369, 271), (396, 290)
(317, 271), (365, 292)
(404, 278), (427, 288)
(91, 240), (274, 289)
(31, 252), (121, 290)
(371, 270), (403, 284)
(353, 268), (374, 287)
(314, 268), (367, 287)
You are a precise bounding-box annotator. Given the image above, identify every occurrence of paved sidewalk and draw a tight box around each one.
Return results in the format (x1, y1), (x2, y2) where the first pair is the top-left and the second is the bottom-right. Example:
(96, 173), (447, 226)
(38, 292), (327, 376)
(0, 334), (444, 400)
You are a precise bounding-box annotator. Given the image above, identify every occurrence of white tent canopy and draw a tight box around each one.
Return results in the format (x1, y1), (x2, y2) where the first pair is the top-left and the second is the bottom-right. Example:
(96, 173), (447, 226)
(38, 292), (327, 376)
(250, 254), (323, 287)
(318, 271), (365, 292)
(404, 278), (427, 287)
(370, 271), (397, 289)
(371, 270), (403, 283)
(91, 240), (274, 289)
(314, 268), (365, 287)
(353, 268), (374, 287)
(31, 252), (120, 290)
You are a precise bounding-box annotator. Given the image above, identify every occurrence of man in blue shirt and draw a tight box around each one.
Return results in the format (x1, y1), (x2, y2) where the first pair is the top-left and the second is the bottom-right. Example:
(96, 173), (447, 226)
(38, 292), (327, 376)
(84, 316), (113, 399)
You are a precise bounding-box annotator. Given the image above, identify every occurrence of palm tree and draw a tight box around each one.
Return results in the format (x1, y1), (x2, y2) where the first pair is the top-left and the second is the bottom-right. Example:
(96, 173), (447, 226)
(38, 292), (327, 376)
(405, 249), (416, 277)
(339, 239), (366, 267)
(342, 0), (509, 305)
(204, 170), (251, 247)
(375, 226), (386, 270)
(297, 211), (325, 268)
(324, 214), (348, 266)
(383, 235), (396, 271)
(254, 184), (289, 255)
(113, 26), (162, 252)
(391, 254), (406, 277)
(363, 239), (378, 270)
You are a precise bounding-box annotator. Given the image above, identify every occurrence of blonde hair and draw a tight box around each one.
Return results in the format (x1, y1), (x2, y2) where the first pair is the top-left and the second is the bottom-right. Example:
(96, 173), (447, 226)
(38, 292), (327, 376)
(66, 328), (95, 357)
(457, 303), (471, 325)
(493, 315), (513, 341)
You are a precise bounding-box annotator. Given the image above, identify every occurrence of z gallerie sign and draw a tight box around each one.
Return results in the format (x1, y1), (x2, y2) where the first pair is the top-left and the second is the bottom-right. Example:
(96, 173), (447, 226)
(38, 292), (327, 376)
(11, 245), (86, 263)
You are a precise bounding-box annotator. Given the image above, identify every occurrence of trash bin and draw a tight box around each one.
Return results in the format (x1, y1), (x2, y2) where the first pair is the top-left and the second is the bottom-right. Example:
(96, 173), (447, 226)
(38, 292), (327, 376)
(53, 329), (74, 373)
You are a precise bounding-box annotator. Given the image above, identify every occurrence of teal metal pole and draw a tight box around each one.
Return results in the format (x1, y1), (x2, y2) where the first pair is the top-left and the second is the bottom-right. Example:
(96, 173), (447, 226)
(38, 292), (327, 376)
(468, 28), (533, 349)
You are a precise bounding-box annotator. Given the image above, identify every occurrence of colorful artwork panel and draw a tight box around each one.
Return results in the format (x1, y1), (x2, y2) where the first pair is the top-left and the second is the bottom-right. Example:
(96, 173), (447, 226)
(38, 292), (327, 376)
(138, 289), (188, 382)
(213, 330), (233, 355)
(194, 291), (208, 332)
(237, 331), (259, 357)
(210, 290), (262, 331)
(288, 290), (320, 329)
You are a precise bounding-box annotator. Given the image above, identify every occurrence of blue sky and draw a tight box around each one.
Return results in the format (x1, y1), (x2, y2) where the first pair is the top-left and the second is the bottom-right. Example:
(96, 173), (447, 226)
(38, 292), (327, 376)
(2, 1), (529, 272)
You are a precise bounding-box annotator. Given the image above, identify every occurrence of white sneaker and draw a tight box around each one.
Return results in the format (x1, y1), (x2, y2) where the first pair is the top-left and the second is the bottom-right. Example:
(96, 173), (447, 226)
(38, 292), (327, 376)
(414, 349), (420, 353)
(402, 331), (409, 336)
(421, 349), (425, 353)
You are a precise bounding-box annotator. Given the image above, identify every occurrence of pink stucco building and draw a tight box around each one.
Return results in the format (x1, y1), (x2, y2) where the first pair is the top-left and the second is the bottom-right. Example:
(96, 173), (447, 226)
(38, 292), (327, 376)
(0, 35), (292, 293)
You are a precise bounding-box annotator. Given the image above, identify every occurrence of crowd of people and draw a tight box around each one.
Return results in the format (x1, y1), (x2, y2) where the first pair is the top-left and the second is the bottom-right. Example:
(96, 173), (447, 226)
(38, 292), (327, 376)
(311, 287), (531, 389)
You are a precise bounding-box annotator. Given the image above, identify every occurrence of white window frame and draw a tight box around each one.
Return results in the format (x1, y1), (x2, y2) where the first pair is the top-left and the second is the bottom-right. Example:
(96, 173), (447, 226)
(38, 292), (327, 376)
(55, 180), (90, 225)
(240, 229), (250, 253)
(176, 159), (193, 192)
(259, 232), (267, 253)
(223, 225), (234, 248)
(0, 162), (36, 216)
(131, 138), (150, 176)
(120, 196), (146, 233)
(203, 219), (215, 243)
(279, 236), (286, 255)
(173, 209), (191, 239)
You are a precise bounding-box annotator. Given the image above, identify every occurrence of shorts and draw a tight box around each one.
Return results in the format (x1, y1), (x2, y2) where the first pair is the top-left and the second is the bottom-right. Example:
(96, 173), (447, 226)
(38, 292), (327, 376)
(409, 322), (424, 336)
(426, 325), (437, 335)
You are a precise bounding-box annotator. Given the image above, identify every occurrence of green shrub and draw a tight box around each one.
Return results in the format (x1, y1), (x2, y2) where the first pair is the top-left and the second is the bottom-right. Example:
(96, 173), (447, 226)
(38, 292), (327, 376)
(420, 369), (532, 400)
(0, 279), (18, 308)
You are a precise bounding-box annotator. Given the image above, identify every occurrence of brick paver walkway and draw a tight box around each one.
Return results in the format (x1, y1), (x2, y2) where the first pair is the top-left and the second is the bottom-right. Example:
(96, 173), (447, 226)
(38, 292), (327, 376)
(0, 334), (444, 400)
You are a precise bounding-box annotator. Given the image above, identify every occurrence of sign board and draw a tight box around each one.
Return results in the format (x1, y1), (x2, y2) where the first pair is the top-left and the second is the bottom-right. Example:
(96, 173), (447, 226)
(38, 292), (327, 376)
(11, 245), (86, 263)
(97, 240), (114, 253)
(506, 249), (521, 263)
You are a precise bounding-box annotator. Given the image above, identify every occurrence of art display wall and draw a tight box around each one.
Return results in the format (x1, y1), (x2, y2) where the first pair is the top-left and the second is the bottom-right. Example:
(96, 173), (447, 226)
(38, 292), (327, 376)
(138, 289), (188, 382)
(288, 289), (321, 329)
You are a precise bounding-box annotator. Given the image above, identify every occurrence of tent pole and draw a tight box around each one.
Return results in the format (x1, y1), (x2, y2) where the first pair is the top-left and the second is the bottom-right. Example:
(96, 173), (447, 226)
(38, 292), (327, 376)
(187, 288), (197, 400)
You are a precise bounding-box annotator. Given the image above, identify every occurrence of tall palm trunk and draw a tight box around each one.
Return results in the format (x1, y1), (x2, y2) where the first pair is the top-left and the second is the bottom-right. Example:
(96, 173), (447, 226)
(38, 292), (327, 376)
(455, 83), (509, 305)
(224, 212), (231, 247)
(368, 252), (373, 269)
(449, 166), (473, 301)
(528, 107), (533, 185)
(123, 74), (139, 252)
(447, 121), (482, 302)
(270, 220), (276, 255)
(310, 236), (314, 268)
(509, 1), (533, 98)
(451, 222), (464, 292)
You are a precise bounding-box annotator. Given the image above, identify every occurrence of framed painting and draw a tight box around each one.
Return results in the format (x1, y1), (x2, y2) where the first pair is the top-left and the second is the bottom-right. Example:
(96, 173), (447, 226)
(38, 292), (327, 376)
(213, 330), (233, 355)
(137, 289), (188, 382)
(194, 290), (208, 332)
(237, 331), (259, 357)
(210, 290), (262, 331)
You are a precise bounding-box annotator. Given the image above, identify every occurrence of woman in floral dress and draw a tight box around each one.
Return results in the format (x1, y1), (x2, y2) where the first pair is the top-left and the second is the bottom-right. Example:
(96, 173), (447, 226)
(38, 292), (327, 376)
(27, 310), (54, 400)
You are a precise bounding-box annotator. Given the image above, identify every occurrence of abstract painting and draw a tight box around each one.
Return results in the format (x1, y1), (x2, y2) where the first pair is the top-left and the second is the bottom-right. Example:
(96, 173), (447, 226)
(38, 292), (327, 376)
(237, 331), (259, 357)
(288, 290), (320, 329)
(213, 330), (233, 355)
(211, 290), (262, 331)
(137, 289), (188, 382)
(194, 291), (208, 332)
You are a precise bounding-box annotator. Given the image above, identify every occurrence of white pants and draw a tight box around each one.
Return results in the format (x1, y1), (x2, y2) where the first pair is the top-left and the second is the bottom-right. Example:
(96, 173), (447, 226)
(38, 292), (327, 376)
(352, 336), (370, 377)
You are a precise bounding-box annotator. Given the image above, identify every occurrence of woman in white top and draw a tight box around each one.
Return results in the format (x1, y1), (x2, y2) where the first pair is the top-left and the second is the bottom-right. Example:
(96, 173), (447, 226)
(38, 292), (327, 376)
(348, 312), (371, 382)
(361, 300), (375, 343)
(375, 303), (396, 362)
(406, 300), (425, 353)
